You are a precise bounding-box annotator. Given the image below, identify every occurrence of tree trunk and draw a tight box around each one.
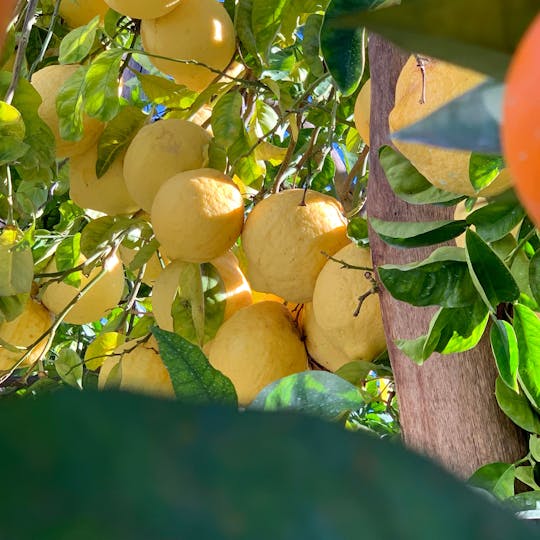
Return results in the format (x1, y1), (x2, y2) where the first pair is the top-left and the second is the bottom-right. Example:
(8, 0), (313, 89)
(367, 36), (526, 477)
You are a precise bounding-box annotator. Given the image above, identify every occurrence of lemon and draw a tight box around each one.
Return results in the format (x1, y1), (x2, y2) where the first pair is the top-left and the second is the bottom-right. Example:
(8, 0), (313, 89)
(32, 64), (103, 158)
(41, 254), (125, 325)
(353, 79), (371, 146)
(0, 299), (52, 370)
(208, 301), (308, 405)
(242, 189), (349, 303)
(69, 145), (140, 216)
(59, 0), (108, 28)
(103, 0), (180, 20)
(123, 118), (211, 212)
(141, 0), (236, 91)
(390, 55), (511, 197)
(152, 251), (252, 332)
(312, 243), (386, 362)
(119, 245), (169, 286)
(151, 168), (244, 262)
(98, 336), (174, 398)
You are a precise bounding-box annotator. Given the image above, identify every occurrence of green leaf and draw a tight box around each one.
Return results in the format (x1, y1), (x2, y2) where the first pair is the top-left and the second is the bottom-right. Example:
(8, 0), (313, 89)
(152, 327), (237, 406)
(347, 216), (369, 245)
(467, 196), (525, 243)
(335, 360), (392, 386)
(329, 0), (540, 80)
(96, 106), (147, 178)
(252, 0), (288, 61)
(465, 229), (520, 309)
(59, 15), (100, 64)
(127, 239), (160, 272)
(55, 349), (83, 390)
(469, 462), (515, 500)
(529, 250), (540, 306)
(56, 65), (87, 142)
(249, 371), (364, 421)
(55, 233), (81, 288)
(303, 14), (325, 78)
(392, 81), (504, 155)
(84, 331), (126, 371)
(370, 217), (467, 248)
(170, 262), (226, 346)
(469, 153), (504, 192)
(0, 229), (33, 297)
(0, 135), (29, 165)
(80, 216), (132, 257)
(495, 377), (540, 434)
(514, 466), (539, 491)
(211, 92), (243, 151)
(379, 145), (464, 205)
(235, 0), (260, 63)
(136, 73), (197, 108)
(0, 293), (28, 324)
(83, 49), (123, 121)
(321, 0), (368, 96)
(490, 320), (519, 391)
(379, 247), (478, 308)
(514, 304), (540, 412)
(530, 435), (540, 462)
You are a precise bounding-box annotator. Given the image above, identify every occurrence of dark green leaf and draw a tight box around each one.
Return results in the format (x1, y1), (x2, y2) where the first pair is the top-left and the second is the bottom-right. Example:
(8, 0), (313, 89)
(59, 15), (100, 64)
(321, 0), (366, 96)
(249, 371), (364, 420)
(529, 250), (540, 306)
(96, 106), (147, 178)
(514, 304), (540, 412)
(465, 229), (520, 309)
(469, 462), (515, 500)
(495, 377), (540, 434)
(379, 145), (465, 205)
(329, 0), (540, 80)
(371, 217), (467, 248)
(379, 247), (478, 307)
(152, 327), (237, 406)
(490, 320), (519, 391)
(303, 14), (325, 77)
(392, 81), (504, 154)
(211, 92), (243, 151)
(55, 348), (83, 389)
(252, 0), (288, 61)
(84, 49), (123, 121)
(235, 0), (260, 63)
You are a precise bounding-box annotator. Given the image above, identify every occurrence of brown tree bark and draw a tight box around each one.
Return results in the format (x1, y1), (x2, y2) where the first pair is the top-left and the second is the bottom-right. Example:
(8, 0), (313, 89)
(366, 36), (526, 477)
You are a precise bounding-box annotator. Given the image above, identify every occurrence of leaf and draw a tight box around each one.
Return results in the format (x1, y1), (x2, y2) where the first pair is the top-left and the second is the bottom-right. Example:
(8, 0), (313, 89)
(321, 0), (368, 96)
(514, 304), (540, 412)
(379, 145), (464, 205)
(303, 14), (325, 78)
(55, 233), (81, 288)
(55, 349), (83, 390)
(490, 320), (519, 391)
(136, 73), (197, 108)
(467, 196), (525, 243)
(0, 229), (33, 297)
(211, 92), (243, 151)
(0, 135), (29, 165)
(170, 262), (226, 346)
(392, 81), (504, 155)
(514, 466), (539, 491)
(495, 377), (540, 434)
(127, 239), (160, 272)
(83, 49), (123, 121)
(59, 15), (100, 64)
(56, 65), (87, 142)
(469, 153), (504, 192)
(378, 247), (478, 308)
(370, 217), (467, 248)
(235, 0), (260, 63)
(465, 229), (520, 309)
(469, 462), (515, 500)
(347, 216), (369, 245)
(252, 0), (288, 61)
(529, 250), (540, 306)
(84, 332), (126, 371)
(0, 293), (28, 324)
(335, 360), (392, 386)
(96, 106), (147, 178)
(152, 327), (237, 406)
(329, 0), (540, 80)
(80, 216), (132, 257)
(530, 435), (540, 462)
(249, 371), (364, 421)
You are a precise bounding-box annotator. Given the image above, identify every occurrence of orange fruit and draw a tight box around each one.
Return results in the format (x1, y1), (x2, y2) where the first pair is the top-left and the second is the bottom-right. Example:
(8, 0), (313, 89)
(502, 14), (540, 227)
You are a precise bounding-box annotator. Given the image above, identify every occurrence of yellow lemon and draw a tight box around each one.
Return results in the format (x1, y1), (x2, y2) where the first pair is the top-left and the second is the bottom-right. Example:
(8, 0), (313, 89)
(353, 79), (371, 146)
(59, 0), (108, 28)
(103, 0), (180, 20)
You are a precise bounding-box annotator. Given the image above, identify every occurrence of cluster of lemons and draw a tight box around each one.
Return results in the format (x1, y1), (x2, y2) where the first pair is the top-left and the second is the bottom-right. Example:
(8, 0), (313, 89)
(0, 0), (388, 406)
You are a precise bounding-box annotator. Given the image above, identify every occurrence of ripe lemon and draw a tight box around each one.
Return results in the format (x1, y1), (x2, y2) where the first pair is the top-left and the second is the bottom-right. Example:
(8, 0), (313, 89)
(69, 145), (140, 216)
(141, 0), (236, 91)
(242, 189), (349, 303)
(353, 79), (371, 146)
(98, 336), (174, 398)
(208, 301), (308, 405)
(502, 14), (540, 227)
(151, 168), (244, 262)
(41, 254), (125, 325)
(103, 0), (180, 20)
(123, 118), (211, 212)
(59, 0), (108, 28)
(32, 64), (103, 158)
(390, 55), (511, 197)
(312, 243), (386, 362)
(0, 299), (52, 370)
(152, 251), (252, 332)
(302, 303), (349, 372)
